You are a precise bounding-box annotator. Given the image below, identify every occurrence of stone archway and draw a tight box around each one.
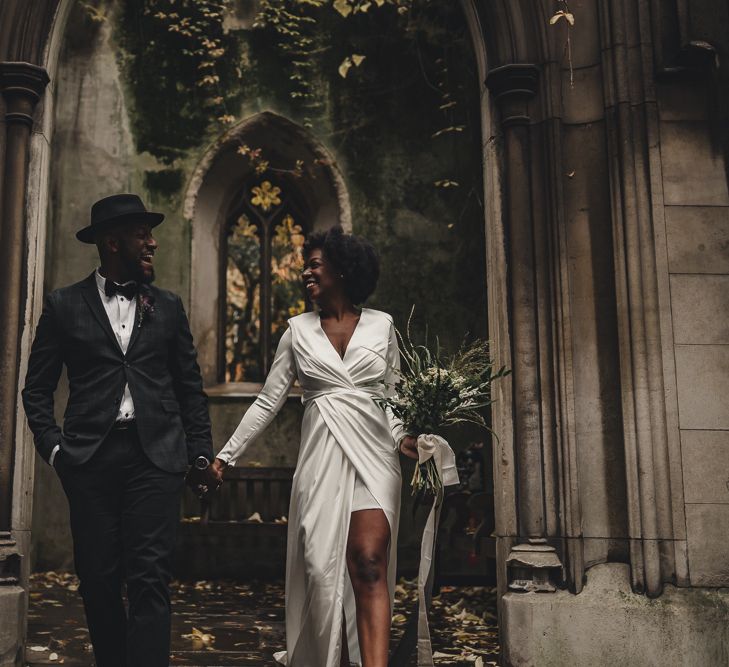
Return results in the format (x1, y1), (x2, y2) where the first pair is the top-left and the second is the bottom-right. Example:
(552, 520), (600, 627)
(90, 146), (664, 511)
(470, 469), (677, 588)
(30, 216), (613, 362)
(184, 111), (352, 387)
(0, 1), (565, 664)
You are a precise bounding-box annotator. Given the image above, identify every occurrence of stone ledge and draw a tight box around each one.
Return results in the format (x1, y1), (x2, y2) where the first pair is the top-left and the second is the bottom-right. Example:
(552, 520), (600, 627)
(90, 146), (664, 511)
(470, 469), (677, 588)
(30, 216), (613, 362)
(0, 585), (23, 667)
(502, 563), (729, 667)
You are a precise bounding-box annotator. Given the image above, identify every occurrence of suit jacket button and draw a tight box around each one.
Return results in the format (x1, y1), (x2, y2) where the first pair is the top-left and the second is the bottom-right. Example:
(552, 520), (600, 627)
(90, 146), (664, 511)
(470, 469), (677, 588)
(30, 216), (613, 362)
(123, 361), (130, 368)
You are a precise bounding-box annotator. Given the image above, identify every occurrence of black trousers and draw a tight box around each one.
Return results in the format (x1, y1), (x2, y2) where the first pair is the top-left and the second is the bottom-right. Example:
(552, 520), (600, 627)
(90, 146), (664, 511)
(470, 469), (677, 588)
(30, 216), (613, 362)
(57, 424), (185, 667)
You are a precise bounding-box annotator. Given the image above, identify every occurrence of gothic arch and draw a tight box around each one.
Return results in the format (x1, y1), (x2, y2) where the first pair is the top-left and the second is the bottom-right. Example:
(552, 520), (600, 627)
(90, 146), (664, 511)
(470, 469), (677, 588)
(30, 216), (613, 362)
(184, 111), (353, 387)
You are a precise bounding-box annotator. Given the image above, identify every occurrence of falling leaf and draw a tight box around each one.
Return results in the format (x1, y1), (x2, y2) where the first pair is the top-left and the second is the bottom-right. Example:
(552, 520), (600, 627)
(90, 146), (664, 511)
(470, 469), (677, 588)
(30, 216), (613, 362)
(549, 10), (575, 25)
(566, 170), (575, 178)
(431, 125), (465, 138)
(351, 54), (366, 67)
(246, 511), (263, 523)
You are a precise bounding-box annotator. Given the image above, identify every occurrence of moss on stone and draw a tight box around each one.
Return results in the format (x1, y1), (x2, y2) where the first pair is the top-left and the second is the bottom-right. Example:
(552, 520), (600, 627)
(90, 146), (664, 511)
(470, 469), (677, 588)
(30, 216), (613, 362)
(144, 168), (184, 200)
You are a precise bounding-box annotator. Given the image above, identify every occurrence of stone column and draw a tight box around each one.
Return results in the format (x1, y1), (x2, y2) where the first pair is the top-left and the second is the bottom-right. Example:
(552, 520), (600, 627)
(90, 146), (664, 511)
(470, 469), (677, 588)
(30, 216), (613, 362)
(486, 63), (564, 592)
(0, 62), (49, 531)
(0, 61), (49, 667)
(599, 0), (686, 597)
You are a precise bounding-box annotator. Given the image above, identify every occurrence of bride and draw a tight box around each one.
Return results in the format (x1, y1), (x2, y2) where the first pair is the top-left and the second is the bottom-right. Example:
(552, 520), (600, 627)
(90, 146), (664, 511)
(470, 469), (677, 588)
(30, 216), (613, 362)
(213, 225), (419, 667)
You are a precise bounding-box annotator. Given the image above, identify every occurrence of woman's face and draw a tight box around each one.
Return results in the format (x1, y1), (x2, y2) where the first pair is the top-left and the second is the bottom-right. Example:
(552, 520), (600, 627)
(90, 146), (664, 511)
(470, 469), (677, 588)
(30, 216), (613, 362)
(302, 248), (342, 304)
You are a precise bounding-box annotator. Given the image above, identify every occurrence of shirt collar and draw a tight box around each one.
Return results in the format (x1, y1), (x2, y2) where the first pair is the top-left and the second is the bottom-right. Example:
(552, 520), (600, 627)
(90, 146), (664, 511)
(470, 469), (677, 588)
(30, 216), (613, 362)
(95, 268), (136, 296)
(95, 268), (106, 295)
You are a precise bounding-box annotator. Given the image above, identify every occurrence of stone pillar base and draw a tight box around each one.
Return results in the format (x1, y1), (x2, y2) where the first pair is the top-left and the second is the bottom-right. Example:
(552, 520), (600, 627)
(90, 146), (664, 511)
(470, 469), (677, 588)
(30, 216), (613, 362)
(502, 563), (729, 666)
(0, 585), (23, 667)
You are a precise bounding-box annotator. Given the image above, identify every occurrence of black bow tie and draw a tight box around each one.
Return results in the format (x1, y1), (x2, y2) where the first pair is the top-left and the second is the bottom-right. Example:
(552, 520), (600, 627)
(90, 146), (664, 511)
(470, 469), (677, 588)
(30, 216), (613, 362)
(104, 279), (138, 300)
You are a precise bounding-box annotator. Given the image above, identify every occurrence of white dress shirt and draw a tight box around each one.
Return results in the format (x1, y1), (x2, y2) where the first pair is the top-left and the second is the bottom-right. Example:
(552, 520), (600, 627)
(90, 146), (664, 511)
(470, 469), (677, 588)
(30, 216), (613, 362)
(50, 269), (137, 467)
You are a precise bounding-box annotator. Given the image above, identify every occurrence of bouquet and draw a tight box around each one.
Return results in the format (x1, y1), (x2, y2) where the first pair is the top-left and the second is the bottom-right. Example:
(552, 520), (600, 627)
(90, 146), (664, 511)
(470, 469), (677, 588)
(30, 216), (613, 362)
(376, 309), (510, 506)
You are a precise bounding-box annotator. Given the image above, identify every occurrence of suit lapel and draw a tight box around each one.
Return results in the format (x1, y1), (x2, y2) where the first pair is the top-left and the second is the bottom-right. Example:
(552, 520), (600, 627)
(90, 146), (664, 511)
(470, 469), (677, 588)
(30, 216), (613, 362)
(127, 298), (142, 354)
(80, 273), (124, 355)
(126, 284), (158, 355)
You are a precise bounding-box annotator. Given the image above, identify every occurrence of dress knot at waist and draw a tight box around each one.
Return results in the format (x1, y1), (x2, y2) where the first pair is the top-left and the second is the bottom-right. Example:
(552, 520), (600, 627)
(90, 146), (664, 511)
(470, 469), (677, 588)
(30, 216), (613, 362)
(302, 384), (382, 406)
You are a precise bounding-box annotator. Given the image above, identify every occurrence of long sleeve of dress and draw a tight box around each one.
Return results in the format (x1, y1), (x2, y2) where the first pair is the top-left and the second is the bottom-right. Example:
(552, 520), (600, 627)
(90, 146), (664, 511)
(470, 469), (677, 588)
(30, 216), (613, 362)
(385, 320), (407, 449)
(217, 327), (297, 466)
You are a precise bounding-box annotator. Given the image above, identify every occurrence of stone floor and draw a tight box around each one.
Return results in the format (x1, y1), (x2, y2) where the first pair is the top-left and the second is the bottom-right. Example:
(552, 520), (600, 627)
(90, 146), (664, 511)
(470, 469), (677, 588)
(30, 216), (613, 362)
(26, 572), (499, 666)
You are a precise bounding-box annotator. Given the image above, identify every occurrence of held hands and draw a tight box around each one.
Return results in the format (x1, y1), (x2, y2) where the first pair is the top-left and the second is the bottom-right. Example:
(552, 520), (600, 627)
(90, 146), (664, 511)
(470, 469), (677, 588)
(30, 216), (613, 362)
(212, 457), (228, 479)
(399, 434), (419, 460)
(186, 459), (225, 499)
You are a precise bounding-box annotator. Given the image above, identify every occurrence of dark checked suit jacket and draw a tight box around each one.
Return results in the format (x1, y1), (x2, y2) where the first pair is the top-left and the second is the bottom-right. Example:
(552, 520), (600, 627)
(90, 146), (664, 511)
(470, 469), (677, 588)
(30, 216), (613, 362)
(22, 272), (213, 473)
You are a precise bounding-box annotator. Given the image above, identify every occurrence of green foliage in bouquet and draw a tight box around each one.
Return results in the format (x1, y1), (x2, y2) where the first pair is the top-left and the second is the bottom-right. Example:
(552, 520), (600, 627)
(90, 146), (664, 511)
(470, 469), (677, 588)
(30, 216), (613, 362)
(376, 308), (511, 504)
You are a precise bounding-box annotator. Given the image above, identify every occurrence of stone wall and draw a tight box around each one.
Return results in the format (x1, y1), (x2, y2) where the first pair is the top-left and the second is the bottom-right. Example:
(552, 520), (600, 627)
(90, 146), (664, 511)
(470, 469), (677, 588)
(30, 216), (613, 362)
(656, 77), (729, 586)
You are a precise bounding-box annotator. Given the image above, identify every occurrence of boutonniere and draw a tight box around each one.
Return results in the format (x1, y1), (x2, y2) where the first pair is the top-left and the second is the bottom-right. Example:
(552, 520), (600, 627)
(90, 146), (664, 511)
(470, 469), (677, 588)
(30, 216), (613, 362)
(137, 285), (156, 328)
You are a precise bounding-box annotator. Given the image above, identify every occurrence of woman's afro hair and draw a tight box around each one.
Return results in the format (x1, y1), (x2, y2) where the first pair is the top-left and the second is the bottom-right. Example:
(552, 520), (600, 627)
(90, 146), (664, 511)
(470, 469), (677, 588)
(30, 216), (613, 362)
(303, 225), (380, 305)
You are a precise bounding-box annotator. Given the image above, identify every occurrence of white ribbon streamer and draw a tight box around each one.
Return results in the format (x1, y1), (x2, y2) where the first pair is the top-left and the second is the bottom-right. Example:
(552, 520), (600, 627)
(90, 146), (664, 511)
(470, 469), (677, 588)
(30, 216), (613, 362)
(415, 434), (459, 666)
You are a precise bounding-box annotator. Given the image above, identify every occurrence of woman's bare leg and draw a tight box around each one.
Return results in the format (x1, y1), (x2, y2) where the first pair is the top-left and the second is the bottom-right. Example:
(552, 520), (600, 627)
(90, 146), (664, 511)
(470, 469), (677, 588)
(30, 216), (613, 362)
(346, 508), (391, 667)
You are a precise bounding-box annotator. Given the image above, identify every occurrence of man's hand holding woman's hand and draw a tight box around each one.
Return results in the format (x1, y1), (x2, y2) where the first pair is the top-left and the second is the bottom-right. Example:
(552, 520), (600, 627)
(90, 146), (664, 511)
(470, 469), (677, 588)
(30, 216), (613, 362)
(187, 457), (226, 498)
(212, 457), (228, 479)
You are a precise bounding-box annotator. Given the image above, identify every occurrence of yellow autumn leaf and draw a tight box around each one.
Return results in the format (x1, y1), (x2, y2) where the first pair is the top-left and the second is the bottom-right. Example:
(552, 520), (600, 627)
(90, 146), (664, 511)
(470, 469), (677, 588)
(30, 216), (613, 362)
(351, 54), (366, 67)
(333, 0), (352, 17)
(338, 57), (353, 78)
(549, 10), (575, 26)
(182, 627), (215, 646)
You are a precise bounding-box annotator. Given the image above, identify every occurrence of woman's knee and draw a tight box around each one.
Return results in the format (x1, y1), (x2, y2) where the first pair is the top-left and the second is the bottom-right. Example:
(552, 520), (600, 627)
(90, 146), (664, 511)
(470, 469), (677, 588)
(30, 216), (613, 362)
(348, 547), (386, 589)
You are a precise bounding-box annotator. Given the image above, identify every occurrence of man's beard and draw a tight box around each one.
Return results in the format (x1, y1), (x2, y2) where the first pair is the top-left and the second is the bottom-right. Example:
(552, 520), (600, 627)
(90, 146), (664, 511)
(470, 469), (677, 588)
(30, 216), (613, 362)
(121, 253), (155, 284)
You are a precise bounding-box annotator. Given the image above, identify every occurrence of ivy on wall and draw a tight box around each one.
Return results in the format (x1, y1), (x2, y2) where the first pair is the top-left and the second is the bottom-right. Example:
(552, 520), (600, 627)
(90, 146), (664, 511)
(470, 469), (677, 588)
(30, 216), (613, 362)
(118, 0), (245, 163)
(116, 0), (478, 189)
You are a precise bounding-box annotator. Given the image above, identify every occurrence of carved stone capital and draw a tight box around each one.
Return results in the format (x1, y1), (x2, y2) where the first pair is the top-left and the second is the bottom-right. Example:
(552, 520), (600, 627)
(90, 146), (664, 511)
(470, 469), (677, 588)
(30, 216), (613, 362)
(506, 539), (563, 592)
(0, 61), (50, 127)
(485, 63), (539, 127)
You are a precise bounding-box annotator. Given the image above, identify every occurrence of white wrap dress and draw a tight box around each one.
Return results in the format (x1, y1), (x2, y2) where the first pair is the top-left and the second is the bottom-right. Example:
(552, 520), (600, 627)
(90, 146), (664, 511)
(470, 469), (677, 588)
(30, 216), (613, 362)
(216, 308), (405, 667)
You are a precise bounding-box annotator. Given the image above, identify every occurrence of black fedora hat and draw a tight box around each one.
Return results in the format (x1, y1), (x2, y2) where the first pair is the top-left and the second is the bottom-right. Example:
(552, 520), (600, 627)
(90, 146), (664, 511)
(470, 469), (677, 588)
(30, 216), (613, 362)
(76, 194), (164, 244)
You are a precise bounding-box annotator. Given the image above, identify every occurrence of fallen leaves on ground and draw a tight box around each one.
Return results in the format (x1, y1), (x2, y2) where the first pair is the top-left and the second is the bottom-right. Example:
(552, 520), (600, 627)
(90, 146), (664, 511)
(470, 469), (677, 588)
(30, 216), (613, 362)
(28, 573), (499, 666)
(391, 579), (499, 665)
(181, 626), (215, 649)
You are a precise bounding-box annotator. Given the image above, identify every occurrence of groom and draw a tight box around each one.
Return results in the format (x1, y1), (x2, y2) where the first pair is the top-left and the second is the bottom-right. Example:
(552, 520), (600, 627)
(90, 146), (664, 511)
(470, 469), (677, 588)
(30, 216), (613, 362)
(22, 194), (221, 667)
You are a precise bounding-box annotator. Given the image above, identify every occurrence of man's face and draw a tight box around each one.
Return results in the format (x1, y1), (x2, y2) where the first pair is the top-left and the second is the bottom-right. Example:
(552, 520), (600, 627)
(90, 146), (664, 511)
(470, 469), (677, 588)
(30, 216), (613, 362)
(113, 222), (158, 283)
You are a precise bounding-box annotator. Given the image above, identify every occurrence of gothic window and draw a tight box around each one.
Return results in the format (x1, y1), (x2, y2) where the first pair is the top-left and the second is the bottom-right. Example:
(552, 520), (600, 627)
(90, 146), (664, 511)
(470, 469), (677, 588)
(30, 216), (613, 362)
(224, 177), (308, 383)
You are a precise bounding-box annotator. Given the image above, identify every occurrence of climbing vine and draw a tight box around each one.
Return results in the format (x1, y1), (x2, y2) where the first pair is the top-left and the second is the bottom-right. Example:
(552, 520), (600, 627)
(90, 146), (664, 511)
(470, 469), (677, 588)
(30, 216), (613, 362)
(550, 0), (575, 87)
(117, 0), (478, 199)
(119, 0), (243, 162)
